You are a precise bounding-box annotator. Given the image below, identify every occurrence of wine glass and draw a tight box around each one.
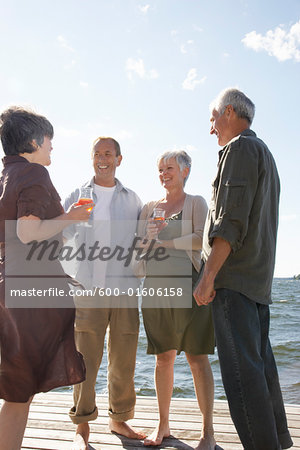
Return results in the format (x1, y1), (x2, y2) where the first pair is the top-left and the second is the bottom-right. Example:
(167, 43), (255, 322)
(153, 208), (165, 222)
(152, 208), (166, 241)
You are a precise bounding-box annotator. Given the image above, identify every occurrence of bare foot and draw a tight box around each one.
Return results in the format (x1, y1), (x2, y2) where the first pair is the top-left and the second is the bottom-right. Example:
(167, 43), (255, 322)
(71, 423), (90, 450)
(109, 418), (146, 440)
(194, 434), (216, 450)
(143, 423), (171, 447)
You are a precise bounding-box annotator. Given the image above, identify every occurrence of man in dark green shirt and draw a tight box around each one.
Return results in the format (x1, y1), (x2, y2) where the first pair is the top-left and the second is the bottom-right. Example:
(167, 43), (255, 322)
(194, 88), (293, 450)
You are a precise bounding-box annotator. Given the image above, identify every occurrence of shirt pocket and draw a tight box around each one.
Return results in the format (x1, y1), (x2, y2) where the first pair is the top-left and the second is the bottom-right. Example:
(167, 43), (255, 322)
(221, 178), (247, 211)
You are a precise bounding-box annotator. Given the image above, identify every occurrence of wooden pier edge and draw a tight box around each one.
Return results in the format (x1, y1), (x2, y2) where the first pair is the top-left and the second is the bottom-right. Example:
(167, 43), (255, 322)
(2, 391), (299, 449)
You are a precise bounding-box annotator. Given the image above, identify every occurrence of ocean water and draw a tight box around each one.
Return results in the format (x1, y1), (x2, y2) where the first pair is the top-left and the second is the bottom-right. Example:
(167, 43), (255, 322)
(63, 278), (300, 405)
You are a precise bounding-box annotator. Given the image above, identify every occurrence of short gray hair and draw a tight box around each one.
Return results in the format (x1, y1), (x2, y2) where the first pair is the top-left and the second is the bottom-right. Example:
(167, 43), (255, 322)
(210, 87), (255, 125)
(157, 150), (192, 185)
(0, 106), (53, 155)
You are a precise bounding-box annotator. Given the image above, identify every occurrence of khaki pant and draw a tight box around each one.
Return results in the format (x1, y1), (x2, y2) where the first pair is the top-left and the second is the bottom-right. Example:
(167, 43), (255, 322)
(69, 295), (139, 424)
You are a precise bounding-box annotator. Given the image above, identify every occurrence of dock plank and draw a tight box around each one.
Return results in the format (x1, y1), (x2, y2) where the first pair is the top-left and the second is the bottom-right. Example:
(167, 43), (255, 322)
(1, 392), (299, 449)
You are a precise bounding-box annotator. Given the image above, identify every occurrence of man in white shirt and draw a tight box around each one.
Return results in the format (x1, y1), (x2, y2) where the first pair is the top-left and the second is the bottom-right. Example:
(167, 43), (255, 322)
(63, 137), (144, 449)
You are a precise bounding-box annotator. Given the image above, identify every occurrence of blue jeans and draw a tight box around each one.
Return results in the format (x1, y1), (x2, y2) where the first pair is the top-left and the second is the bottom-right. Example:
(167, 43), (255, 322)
(212, 288), (293, 450)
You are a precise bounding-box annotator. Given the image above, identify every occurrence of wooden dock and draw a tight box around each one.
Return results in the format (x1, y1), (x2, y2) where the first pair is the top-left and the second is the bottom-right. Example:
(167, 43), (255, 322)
(6, 392), (296, 449)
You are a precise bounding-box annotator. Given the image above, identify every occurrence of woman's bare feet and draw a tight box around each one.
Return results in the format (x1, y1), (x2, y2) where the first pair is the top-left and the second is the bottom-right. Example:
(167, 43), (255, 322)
(71, 422), (90, 450)
(143, 422), (171, 446)
(109, 418), (146, 439)
(194, 434), (216, 450)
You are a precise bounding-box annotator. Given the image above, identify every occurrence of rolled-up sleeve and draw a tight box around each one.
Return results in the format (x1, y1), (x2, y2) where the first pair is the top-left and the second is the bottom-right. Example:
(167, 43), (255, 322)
(209, 139), (258, 253)
(16, 164), (52, 219)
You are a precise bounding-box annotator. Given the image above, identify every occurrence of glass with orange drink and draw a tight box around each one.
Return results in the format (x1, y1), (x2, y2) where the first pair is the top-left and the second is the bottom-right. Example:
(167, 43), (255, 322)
(152, 208), (166, 241)
(76, 187), (94, 226)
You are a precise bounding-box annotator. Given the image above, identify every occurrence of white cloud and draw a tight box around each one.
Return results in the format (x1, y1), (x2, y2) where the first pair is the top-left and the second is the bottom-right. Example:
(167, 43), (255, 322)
(138, 4), (150, 14)
(57, 35), (75, 53)
(242, 20), (300, 62)
(223, 52), (230, 58)
(80, 81), (89, 88)
(180, 44), (187, 54)
(126, 58), (145, 79)
(180, 40), (194, 54)
(126, 58), (159, 81)
(182, 69), (207, 90)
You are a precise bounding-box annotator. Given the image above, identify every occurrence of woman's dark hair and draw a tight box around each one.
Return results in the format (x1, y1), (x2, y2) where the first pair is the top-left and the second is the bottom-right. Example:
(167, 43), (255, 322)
(0, 106), (54, 155)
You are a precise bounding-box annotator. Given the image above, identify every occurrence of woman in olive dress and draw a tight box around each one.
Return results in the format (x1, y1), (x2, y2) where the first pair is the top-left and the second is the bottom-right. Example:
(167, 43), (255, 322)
(0, 107), (93, 449)
(137, 150), (216, 450)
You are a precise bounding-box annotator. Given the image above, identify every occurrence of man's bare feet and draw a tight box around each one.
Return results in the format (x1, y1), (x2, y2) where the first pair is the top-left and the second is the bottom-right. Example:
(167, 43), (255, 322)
(194, 434), (216, 450)
(109, 418), (146, 440)
(143, 423), (170, 446)
(71, 422), (90, 450)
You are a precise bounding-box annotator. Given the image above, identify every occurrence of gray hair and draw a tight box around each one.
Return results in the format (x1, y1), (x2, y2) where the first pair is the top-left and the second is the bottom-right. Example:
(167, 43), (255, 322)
(0, 106), (53, 155)
(157, 150), (191, 185)
(210, 87), (255, 125)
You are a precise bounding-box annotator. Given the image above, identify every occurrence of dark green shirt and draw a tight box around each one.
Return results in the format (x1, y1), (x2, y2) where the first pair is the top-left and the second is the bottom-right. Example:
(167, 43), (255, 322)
(202, 129), (280, 305)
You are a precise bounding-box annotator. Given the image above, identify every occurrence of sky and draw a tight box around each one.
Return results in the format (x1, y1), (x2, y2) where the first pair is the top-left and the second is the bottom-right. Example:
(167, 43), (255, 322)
(0, 0), (299, 277)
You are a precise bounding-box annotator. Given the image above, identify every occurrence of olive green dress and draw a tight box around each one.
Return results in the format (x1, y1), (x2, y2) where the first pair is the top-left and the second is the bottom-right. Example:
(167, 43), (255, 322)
(142, 212), (214, 355)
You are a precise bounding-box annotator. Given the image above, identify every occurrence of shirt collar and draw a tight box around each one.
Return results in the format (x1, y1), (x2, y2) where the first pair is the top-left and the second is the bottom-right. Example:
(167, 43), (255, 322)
(240, 128), (256, 138)
(218, 128), (256, 161)
(2, 155), (29, 166)
(84, 177), (129, 193)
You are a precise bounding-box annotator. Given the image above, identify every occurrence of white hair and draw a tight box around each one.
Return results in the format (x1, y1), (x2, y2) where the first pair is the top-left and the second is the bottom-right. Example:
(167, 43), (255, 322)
(210, 87), (255, 125)
(157, 150), (191, 185)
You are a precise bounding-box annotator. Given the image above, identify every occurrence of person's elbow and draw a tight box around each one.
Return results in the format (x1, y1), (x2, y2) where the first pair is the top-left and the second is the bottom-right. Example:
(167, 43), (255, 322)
(16, 230), (33, 244)
(16, 216), (40, 244)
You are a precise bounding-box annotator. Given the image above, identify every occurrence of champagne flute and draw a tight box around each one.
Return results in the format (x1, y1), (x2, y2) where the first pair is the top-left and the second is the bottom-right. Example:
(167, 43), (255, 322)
(76, 187), (94, 227)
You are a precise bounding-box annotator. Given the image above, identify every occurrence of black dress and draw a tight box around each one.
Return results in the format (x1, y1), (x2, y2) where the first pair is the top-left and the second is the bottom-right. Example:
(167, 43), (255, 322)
(0, 155), (85, 402)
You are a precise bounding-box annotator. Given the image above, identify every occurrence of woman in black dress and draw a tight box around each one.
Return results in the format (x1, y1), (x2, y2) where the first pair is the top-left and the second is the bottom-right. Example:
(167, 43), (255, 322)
(0, 107), (92, 449)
